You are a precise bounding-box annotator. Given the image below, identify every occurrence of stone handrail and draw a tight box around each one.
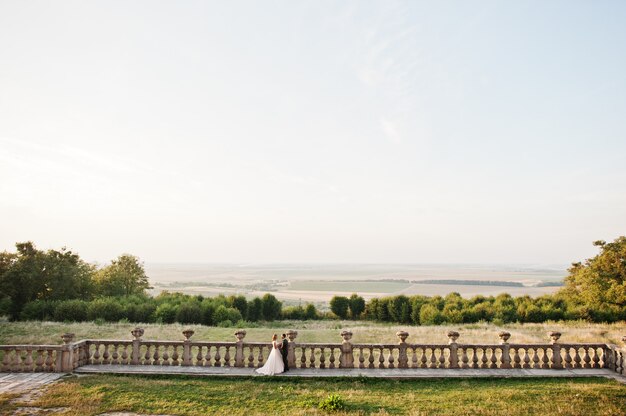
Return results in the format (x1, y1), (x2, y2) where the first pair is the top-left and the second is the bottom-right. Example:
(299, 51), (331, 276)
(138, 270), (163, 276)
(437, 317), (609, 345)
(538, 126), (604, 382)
(0, 329), (625, 376)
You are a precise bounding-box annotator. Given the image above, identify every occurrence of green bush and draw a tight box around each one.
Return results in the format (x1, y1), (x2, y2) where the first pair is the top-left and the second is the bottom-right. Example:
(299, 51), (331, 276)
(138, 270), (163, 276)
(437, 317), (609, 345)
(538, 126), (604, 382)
(155, 303), (177, 324)
(176, 302), (203, 324)
(20, 300), (59, 321)
(54, 300), (88, 322)
(213, 305), (242, 325)
(87, 298), (124, 322)
(318, 394), (345, 411)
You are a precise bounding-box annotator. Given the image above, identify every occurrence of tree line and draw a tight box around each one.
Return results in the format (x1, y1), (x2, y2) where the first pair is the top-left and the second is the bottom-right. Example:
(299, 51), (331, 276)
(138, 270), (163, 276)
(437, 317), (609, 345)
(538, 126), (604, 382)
(1, 237), (625, 325)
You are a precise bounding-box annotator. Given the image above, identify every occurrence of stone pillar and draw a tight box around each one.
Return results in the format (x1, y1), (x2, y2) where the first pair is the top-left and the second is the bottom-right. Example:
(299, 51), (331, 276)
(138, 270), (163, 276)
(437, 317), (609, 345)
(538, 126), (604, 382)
(59, 333), (75, 372)
(131, 327), (144, 365)
(287, 330), (298, 368)
(550, 331), (563, 369)
(339, 330), (354, 368)
(396, 331), (409, 368)
(499, 331), (512, 369)
(447, 331), (460, 369)
(234, 330), (247, 367)
(182, 329), (195, 366)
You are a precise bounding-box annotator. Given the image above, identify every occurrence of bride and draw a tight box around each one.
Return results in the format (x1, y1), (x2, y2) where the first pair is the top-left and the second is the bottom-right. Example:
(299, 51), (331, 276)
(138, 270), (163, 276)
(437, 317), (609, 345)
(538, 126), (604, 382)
(255, 334), (285, 375)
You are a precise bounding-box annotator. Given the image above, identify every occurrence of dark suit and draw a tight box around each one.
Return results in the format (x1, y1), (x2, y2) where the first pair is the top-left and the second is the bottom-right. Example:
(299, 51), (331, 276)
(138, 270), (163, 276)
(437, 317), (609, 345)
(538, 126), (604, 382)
(281, 338), (289, 371)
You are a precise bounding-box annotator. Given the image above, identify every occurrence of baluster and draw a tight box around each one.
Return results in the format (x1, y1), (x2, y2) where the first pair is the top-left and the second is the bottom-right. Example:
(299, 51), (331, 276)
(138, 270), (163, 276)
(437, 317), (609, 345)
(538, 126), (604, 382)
(214, 346), (222, 367)
(111, 343), (119, 365)
(1, 350), (10, 372)
(300, 347), (307, 369)
(531, 348), (540, 369)
(564, 347), (572, 368)
(329, 347), (335, 369)
(461, 347), (469, 369)
(23, 349), (34, 372)
(471, 348), (478, 369)
(439, 348), (446, 368)
(489, 348), (498, 369)
(172, 345), (179, 366)
(411, 347), (419, 368)
(583, 348), (591, 368)
(195, 346), (204, 366)
(541, 348), (550, 368)
(378, 347), (385, 369)
(247, 346), (255, 368)
(357, 347), (365, 369)
(162, 344), (170, 366)
(35, 350), (44, 371)
(480, 348), (488, 369)
(205, 345), (213, 367)
(388, 348), (395, 369)
(92, 343), (100, 365)
(310, 347), (317, 368)
(573, 348), (582, 368)
(11, 349), (22, 372)
(224, 346), (231, 367)
(102, 344), (110, 365)
(592, 348), (601, 369)
(45, 349), (54, 372)
(428, 348), (437, 369)
(368, 347), (375, 369)
(143, 345), (152, 365)
(522, 348), (531, 369)
(318, 347), (326, 369)
(152, 345), (161, 365)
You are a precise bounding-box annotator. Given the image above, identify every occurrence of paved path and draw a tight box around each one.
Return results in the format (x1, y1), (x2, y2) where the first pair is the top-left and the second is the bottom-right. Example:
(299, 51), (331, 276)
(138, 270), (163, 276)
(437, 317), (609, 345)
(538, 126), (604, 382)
(0, 373), (65, 395)
(74, 365), (626, 383)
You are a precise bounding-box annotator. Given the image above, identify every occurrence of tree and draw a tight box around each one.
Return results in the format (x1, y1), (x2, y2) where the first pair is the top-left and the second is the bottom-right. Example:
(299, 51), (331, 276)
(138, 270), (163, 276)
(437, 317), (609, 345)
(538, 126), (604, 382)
(228, 295), (248, 320)
(348, 294), (365, 319)
(388, 295), (411, 323)
(561, 237), (626, 320)
(330, 296), (350, 319)
(261, 293), (282, 321)
(304, 303), (318, 320)
(247, 297), (263, 322)
(95, 254), (151, 297)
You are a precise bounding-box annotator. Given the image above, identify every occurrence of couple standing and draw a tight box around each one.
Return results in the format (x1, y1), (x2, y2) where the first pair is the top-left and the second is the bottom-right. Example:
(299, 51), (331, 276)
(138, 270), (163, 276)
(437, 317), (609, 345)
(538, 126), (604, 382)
(255, 333), (289, 375)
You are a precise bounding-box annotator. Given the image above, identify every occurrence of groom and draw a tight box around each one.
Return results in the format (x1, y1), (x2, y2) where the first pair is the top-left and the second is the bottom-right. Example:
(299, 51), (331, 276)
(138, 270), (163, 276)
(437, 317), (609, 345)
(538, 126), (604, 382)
(281, 333), (289, 372)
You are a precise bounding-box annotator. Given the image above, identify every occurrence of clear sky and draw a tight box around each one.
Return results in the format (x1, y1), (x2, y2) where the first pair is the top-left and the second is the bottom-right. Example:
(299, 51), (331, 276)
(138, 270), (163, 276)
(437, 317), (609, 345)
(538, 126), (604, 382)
(1, 1), (625, 265)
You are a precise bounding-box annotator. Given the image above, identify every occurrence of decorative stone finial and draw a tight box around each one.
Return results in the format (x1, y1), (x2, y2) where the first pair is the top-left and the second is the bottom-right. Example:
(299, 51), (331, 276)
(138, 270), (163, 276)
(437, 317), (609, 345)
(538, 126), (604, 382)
(549, 332), (561, 344)
(396, 331), (409, 344)
(131, 327), (144, 340)
(447, 331), (460, 344)
(340, 330), (353, 343)
(234, 330), (246, 342)
(61, 333), (75, 344)
(182, 329), (195, 340)
(286, 330), (298, 342)
(499, 331), (511, 344)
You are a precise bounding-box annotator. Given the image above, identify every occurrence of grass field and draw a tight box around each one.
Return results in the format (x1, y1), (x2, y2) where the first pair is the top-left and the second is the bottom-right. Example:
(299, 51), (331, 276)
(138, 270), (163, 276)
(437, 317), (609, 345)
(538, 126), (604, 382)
(287, 281), (412, 293)
(1, 374), (625, 415)
(1, 319), (625, 346)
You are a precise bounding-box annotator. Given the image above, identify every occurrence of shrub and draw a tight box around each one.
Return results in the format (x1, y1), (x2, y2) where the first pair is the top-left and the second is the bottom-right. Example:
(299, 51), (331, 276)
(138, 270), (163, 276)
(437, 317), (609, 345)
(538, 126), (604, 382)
(318, 394), (345, 411)
(155, 303), (177, 324)
(419, 304), (444, 325)
(329, 296), (349, 319)
(20, 300), (59, 321)
(261, 294), (282, 321)
(304, 303), (319, 320)
(176, 302), (203, 324)
(87, 298), (124, 322)
(54, 300), (88, 322)
(213, 305), (242, 325)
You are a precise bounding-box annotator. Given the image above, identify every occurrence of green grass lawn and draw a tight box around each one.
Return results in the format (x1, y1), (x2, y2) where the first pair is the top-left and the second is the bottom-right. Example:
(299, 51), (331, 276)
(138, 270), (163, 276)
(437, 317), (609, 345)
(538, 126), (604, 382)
(2, 375), (625, 416)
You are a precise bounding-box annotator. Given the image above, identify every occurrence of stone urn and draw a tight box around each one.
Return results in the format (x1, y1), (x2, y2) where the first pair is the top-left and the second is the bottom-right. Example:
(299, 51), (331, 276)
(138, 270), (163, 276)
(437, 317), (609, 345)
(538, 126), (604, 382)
(499, 331), (511, 344)
(234, 330), (247, 342)
(549, 332), (561, 344)
(61, 333), (75, 344)
(131, 327), (145, 340)
(286, 330), (298, 342)
(396, 331), (409, 344)
(182, 329), (195, 340)
(340, 330), (353, 343)
(447, 330), (460, 344)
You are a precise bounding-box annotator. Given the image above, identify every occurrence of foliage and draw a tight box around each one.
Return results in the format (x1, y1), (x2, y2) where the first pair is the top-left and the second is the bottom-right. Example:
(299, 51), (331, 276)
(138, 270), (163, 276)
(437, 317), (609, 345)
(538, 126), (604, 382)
(329, 296), (349, 319)
(94, 254), (151, 297)
(261, 293), (282, 321)
(318, 393), (345, 411)
(54, 300), (89, 322)
(348, 294), (365, 319)
(87, 298), (124, 322)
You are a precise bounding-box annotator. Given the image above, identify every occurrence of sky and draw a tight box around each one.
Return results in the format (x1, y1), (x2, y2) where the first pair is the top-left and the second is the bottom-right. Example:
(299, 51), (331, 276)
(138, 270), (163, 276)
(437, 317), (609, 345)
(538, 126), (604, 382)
(1, 0), (625, 265)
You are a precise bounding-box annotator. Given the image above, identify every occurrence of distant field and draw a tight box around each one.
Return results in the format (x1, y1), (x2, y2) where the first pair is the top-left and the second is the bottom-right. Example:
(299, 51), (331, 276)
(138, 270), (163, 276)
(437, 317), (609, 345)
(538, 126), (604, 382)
(146, 263), (565, 303)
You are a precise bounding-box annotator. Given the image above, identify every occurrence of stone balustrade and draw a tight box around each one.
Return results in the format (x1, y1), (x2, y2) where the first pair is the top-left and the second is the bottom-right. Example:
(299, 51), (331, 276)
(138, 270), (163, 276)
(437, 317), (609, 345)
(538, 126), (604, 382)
(1, 329), (624, 376)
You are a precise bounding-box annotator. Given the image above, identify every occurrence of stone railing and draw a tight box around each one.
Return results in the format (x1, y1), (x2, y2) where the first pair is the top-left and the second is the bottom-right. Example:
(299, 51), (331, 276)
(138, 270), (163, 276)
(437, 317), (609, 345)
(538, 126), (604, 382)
(1, 329), (625, 376)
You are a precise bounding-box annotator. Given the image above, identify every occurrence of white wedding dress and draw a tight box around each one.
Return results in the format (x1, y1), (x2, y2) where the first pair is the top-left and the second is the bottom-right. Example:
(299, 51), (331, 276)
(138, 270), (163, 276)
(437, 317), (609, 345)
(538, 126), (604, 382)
(255, 341), (285, 375)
